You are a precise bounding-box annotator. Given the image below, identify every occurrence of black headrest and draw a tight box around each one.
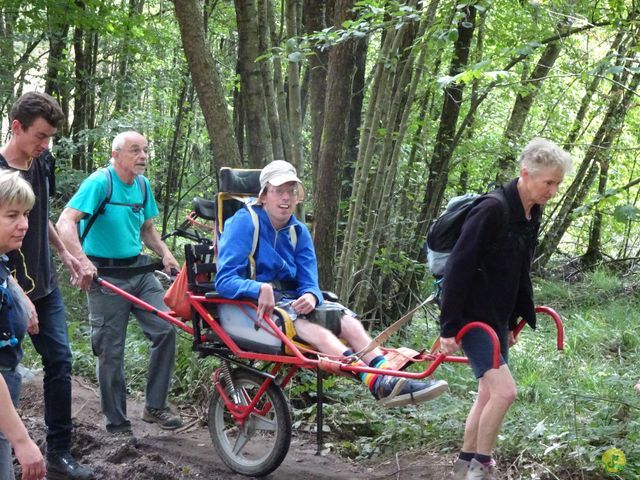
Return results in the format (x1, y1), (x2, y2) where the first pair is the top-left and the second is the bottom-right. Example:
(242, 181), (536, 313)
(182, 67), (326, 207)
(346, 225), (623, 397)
(219, 168), (261, 195)
(192, 197), (217, 221)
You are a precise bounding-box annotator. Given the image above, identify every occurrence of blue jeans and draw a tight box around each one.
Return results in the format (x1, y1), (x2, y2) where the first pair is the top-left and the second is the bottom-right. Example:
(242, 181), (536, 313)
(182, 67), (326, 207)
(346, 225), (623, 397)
(0, 370), (22, 480)
(29, 287), (73, 455)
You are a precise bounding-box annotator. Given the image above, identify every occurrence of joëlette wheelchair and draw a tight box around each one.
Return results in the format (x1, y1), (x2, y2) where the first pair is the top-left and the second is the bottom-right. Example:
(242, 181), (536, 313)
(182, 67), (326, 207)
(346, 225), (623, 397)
(94, 167), (565, 477)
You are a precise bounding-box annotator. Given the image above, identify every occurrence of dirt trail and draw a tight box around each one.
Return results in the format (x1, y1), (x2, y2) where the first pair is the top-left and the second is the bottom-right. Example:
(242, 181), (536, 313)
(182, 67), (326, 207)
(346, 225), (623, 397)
(17, 374), (452, 479)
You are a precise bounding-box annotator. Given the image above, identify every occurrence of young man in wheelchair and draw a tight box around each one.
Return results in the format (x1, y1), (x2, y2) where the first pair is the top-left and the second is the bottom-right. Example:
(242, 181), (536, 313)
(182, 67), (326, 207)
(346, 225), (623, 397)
(215, 160), (448, 408)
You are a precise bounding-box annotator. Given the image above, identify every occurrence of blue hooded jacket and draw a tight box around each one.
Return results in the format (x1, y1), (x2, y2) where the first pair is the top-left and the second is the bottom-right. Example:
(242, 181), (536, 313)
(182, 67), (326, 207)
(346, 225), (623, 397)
(215, 205), (324, 304)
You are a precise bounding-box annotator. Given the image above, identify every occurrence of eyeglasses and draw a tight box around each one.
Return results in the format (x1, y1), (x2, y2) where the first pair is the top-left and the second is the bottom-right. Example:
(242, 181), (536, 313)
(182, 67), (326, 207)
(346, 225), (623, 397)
(268, 186), (299, 197)
(116, 146), (148, 156)
(126, 146), (148, 155)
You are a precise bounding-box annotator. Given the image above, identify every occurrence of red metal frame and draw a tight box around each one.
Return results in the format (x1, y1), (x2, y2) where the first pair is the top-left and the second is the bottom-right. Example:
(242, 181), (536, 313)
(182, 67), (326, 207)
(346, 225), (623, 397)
(94, 274), (565, 451)
(95, 277), (564, 381)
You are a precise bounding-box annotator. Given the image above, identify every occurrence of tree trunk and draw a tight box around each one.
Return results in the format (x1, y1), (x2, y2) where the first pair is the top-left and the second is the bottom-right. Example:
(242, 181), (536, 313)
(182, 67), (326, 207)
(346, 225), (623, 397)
(536, 27), (640, 269)
(340, 36), (367, 212)
(495, 40), (563, 181)
(336, 24), (398, 300)
(415, 5), (477, 254)
(285, 0), (304, 174)
(114, 0), (144, 114)
(582, 159), (609, 267)
(0, 8), (16, 120)
(353, 1), (434, 314)
(172, 0), (241, 169)
(71, 25), (87, 170)
(235, 0), (273, 166)
(267, 0), (293, 163)
(258, 0), (285, 161)
(162, 79), (192, 235)
(313, 0), (357, 288)
(45, 5), (70, 134)
(304, 0), (329, 180)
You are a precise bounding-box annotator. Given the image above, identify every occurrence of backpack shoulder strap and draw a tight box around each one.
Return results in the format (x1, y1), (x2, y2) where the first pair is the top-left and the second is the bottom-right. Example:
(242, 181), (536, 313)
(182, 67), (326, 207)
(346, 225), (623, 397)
(484, 189), (510, 227)
(289, 225), (297, 250)
(245, 203), (259, 280)
(80, 169), (112, 244)
(136, 175), (147, 207)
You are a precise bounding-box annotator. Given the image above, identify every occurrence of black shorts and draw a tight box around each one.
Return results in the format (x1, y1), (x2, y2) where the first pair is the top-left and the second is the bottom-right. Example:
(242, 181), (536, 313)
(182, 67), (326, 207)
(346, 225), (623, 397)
(279, 300), (354, 337)
(460, 324), (509, 379)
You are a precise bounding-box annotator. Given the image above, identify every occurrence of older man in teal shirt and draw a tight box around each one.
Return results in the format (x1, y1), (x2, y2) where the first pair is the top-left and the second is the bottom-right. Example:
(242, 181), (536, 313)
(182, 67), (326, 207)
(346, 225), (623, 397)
(57, 131), (182, 436)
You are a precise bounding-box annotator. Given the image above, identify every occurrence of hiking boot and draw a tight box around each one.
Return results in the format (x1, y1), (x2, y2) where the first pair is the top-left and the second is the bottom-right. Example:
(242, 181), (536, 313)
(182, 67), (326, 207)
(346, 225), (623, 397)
(106, 422), (137, 446)
(142, 406), (183, 430)
(466, 458), (497, 480)
(106, 420), (133, 435)
(451, 458), (470, 479)
(374, 376), (448, 408)
(46, 452), (94, 480)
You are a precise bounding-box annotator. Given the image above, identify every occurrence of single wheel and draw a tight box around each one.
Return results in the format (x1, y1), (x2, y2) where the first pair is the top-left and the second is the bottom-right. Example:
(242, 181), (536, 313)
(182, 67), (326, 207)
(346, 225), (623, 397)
(208, 369), (292, 477)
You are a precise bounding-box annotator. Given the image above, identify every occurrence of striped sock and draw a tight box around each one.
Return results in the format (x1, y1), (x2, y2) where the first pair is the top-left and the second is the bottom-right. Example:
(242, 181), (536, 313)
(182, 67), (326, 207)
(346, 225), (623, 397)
(359, 355), (390, 393)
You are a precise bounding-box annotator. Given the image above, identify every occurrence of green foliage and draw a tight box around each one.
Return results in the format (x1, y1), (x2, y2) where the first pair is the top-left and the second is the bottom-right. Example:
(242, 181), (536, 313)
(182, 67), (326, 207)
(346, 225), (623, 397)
(284, 271), (640, 477)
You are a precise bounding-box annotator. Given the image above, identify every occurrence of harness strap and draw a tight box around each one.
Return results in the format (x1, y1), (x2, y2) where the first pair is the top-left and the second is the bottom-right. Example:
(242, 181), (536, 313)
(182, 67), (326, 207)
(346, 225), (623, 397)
(94, 261), (165, 278)
(354, 295), (433, 360)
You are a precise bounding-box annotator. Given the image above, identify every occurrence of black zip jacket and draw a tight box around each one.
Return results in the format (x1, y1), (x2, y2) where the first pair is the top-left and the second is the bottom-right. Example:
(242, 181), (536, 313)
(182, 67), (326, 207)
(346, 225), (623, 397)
(439, 179), (541, 338)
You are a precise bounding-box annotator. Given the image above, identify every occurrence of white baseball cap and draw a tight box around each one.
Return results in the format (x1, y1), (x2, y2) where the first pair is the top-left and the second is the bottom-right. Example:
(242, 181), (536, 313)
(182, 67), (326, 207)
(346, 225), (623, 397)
(259, 160), (304, 197)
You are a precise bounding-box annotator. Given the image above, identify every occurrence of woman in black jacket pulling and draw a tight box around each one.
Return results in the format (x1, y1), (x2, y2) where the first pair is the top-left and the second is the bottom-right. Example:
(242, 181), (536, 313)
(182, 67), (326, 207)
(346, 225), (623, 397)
(440, 138), (572, 480)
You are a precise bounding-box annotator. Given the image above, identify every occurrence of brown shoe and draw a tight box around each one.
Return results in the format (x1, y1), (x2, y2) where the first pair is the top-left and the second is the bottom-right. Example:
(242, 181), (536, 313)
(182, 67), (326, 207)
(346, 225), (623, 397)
(142, 406), (183, 430)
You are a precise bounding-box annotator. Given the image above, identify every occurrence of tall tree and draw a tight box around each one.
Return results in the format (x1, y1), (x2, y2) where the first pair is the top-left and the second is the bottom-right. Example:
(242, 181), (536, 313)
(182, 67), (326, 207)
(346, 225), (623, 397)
(312, 0), (357, 288)
(172, 0), (241, 169)
(285, 0), (304, 174)
(235, 0), (273, 166)
(304, 0), (330, 179)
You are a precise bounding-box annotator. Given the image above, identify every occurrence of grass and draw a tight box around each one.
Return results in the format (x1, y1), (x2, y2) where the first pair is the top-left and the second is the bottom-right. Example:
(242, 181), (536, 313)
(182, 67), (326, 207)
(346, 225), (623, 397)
(22, 267), (640, 478)
(290, 269), (640, 479)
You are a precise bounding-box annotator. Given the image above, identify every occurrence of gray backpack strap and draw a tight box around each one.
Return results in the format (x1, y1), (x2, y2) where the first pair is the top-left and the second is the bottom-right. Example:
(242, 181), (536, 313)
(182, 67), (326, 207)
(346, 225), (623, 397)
(246, 203), (259, 280)
(289, 225), (297, 250)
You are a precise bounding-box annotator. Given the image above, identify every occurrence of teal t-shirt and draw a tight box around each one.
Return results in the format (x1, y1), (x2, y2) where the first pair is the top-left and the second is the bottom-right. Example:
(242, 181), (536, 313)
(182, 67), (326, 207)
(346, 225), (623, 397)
(68, 165), (159, 258)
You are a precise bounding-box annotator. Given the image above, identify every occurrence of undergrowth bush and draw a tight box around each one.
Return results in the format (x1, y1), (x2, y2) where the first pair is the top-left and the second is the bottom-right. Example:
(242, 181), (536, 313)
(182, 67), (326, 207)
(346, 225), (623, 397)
(23, 265), (640, 478)
(291, 268), (640, 479)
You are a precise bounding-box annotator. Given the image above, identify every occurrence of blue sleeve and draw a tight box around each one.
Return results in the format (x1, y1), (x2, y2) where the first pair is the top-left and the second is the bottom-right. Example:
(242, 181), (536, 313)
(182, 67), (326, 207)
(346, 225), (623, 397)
(141, 176), (159, 220)
(293, 224), (324, 305)
(214, 209), (263, 299)
(67, 172), (109, 216)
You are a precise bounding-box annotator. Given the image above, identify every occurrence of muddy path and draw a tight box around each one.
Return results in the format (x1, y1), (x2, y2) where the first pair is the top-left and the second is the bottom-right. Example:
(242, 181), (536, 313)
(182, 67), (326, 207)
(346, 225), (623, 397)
(18, 374), (453, 479)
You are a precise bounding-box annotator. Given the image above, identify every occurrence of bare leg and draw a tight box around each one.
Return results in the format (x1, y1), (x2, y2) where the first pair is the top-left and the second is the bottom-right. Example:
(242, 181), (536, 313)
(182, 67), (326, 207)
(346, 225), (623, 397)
(337, 315), (384, 363)
(294, 315), (383, 363)
(462, 364), (516, 456)
(293, 318), (349, 356)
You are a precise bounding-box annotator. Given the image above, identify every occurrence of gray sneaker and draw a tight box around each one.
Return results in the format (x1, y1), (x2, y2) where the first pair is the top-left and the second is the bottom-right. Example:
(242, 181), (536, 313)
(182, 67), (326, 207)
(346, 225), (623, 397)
(451, 458), (470, 479)
(466, 458), (497, 480)
(374, 376), (448, 408)
(142, 406), (183, 430)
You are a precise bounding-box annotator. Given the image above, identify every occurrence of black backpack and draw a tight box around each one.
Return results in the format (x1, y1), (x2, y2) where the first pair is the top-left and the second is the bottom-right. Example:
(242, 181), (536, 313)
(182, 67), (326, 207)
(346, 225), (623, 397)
(426, 190), (509, 276)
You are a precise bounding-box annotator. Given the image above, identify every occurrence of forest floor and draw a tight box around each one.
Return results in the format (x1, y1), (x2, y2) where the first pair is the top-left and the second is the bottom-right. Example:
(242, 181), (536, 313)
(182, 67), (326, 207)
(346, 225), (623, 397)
(18, 373), (455, 480)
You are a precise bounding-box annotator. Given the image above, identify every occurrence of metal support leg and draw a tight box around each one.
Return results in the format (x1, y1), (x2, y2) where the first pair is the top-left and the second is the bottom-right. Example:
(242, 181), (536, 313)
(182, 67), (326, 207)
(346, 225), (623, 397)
(315, 367), (324, 455)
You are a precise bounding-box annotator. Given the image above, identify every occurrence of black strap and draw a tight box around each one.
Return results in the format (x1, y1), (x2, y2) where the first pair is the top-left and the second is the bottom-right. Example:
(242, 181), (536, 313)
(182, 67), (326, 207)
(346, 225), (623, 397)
(96, 261), (165, 278)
